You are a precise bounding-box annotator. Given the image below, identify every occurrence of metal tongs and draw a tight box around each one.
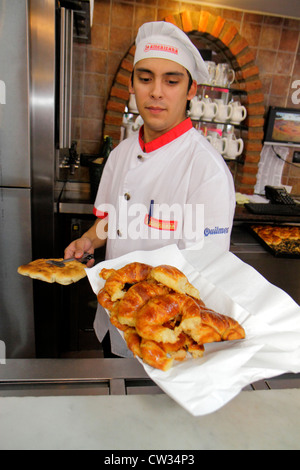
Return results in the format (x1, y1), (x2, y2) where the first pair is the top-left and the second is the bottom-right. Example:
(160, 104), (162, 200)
(47, 253), (94, 268)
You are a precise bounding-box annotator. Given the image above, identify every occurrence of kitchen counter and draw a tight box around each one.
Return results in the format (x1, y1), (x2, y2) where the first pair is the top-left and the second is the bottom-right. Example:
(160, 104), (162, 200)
(0, 388), (300, 449)
(2, 203), (299, 449)
(234, 204), (300, 224)
(230, 223), (300, 305)
(0, 356), (299, 450)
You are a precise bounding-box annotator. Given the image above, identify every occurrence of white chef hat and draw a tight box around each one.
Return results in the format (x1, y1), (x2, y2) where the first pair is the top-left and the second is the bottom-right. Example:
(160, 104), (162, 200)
(134, 21), (209, 85)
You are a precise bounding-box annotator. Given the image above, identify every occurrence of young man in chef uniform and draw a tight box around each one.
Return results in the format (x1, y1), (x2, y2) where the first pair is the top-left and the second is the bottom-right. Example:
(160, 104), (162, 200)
(65, 22), (236, 356)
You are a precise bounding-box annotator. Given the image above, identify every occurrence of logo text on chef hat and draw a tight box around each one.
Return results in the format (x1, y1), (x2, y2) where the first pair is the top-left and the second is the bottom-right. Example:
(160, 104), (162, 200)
(0, 341), (6, 365)
(95, 200), (204, 245)
(144, 43), (179, 55)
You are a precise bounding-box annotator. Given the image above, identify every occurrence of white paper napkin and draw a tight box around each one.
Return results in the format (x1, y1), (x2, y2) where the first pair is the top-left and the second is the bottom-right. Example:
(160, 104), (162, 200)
(86, 243), (300, 416)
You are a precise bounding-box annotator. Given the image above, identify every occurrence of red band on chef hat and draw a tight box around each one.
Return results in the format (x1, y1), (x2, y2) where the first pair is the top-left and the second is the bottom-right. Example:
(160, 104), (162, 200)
(134, 22), (209, 85)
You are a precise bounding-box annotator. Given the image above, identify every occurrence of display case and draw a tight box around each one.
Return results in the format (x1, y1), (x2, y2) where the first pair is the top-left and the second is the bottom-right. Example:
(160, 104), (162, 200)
(190, 84), (247, 163)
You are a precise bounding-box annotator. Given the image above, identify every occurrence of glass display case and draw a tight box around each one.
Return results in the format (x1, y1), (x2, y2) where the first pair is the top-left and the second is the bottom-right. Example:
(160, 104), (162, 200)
(190, 84), (247, 164)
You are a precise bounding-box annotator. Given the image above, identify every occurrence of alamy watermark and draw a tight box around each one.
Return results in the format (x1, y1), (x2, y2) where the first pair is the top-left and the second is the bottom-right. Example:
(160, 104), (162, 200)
(0, 341), (6, 365)
(96, 200), (205, 244)
(95, 200), (230, 246)
(291, 80), (300, 105)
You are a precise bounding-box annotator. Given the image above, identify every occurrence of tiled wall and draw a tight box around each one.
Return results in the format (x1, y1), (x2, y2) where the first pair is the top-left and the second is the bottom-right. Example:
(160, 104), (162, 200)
(72, 0), (300, 193)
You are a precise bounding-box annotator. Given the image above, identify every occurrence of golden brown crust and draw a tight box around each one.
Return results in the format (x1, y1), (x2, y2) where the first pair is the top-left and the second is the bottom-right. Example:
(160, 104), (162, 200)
(17, 259), (86, 285)
(117, 279), (170, 327)
(124, 329), (205, 371)
(148, 265), (201, 300)
(97, 289), (116, 310)
(177, 305), (245, 344)
(252, 225), (300, 248)
(99, 262), (153, 301)
(135, 293), (187, 344)
(140, 339), (174, 371)
(97, 261), (245, 371)
(123, 328), (143, 358)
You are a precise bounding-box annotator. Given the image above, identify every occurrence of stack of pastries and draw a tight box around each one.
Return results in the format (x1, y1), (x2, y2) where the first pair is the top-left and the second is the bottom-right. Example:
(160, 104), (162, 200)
(251, 225), (300, 255)
(97, 262), (245, 371)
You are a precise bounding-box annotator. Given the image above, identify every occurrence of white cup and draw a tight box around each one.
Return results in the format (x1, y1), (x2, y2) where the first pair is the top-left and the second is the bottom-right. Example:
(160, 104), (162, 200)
(207, 132), (228, 155)
(202, 98), (218, 122)
(213, 99), (233, 123)
(230, 101), (247, 125)
(125, 115), (143, 138)
(128, 94), (139, 114)
(205, 61), (217, 85)
(189, 97), (205, 120)
(224, 133), (244, 159)
(214, 63), (235, 88)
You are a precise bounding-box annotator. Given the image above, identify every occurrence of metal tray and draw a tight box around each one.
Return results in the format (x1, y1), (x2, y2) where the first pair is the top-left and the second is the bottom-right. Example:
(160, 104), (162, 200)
(248, 224), (300, 258)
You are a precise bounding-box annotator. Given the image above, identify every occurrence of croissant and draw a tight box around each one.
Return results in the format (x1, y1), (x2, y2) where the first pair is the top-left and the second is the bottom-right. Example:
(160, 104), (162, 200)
(108, 303), (128, 332)
(135, 293), (188, 344)
(148, 265), (201, 300)
(117, 279), (170, 327)
(97, 262), (245, 371)
(97, 289), (116, 310)
(176, 305), (245, 344)
(99, 262), (153, 302)
(140, 339), (174, 371)
(124, 328), (205, 371)
(123, 327), (142, 358)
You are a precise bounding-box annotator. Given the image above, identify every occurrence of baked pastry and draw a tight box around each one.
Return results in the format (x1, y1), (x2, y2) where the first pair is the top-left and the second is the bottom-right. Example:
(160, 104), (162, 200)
(251, 224), (300, 254)
(18, 258), (87, 285)
(135, 293), (189, 344)
(99, 262), (153, 301)
(176, 305), (245, 344)
(97, 262), (245, 371)
(116, 279), (170, 327)
(124, 328), (203, 372)
(148, 264), (200, 300)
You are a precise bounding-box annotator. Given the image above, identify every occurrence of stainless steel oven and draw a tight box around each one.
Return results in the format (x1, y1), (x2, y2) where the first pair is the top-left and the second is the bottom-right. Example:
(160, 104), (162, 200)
(0, 0), (94, 359)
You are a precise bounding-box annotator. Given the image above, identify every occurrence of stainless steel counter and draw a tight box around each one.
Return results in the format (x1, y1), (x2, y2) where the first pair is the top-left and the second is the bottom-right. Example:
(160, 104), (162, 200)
(0, 357), (300, 397)
(0, 358), (160, 397)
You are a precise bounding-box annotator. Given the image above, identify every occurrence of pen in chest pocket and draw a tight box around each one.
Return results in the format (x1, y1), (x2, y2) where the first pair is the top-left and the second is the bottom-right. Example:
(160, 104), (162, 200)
(148, 199), (154, 224)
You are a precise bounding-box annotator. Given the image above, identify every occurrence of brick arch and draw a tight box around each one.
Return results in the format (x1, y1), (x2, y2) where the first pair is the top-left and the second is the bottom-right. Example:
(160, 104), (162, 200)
(104, 11), (266, 194)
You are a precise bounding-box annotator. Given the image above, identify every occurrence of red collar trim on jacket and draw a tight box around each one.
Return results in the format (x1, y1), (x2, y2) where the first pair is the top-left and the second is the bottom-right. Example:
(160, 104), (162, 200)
(138, 118), (193, 153)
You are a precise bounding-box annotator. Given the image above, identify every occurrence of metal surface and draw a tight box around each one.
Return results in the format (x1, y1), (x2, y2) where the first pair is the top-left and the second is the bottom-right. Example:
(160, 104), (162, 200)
(56, 201), (94, 214)
(59, 7), (73, 150)
(0, 358), (299, 397)
(0, 0), (31, 188)
(47, 253), (93, 267)
(0, 0), (35, 358)
(0, 358), (160, 397)
(0, 189), (35, 358)
(28, 0), (61, 358)
(60, 0), (92, 43)
(29, 0), (56, 260)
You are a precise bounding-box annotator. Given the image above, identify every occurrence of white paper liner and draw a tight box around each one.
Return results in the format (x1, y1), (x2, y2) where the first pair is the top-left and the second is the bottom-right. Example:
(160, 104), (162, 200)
(86, 243), (300, 416)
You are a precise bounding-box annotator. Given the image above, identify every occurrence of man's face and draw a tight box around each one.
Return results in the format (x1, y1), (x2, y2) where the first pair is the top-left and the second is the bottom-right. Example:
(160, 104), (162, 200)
(129, 58), (197, 143)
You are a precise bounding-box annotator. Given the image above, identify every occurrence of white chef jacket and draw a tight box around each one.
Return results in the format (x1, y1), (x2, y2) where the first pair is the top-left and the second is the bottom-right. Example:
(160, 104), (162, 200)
(93, 118), (236, 356)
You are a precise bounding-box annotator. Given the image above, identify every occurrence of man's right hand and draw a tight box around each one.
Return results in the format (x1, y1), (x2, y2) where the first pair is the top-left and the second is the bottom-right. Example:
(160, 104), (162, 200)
(64, 236), (95, 268)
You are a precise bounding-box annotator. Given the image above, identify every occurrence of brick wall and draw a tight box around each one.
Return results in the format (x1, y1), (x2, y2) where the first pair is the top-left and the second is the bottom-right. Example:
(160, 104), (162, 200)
(72, 0), (300, 195)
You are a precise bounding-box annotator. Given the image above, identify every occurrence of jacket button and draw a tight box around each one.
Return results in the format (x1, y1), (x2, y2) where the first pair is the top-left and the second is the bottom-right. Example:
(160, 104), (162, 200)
(117, 229), (122, 237)
(124, 193), (131, 201)
(137, 155), (144, 161)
